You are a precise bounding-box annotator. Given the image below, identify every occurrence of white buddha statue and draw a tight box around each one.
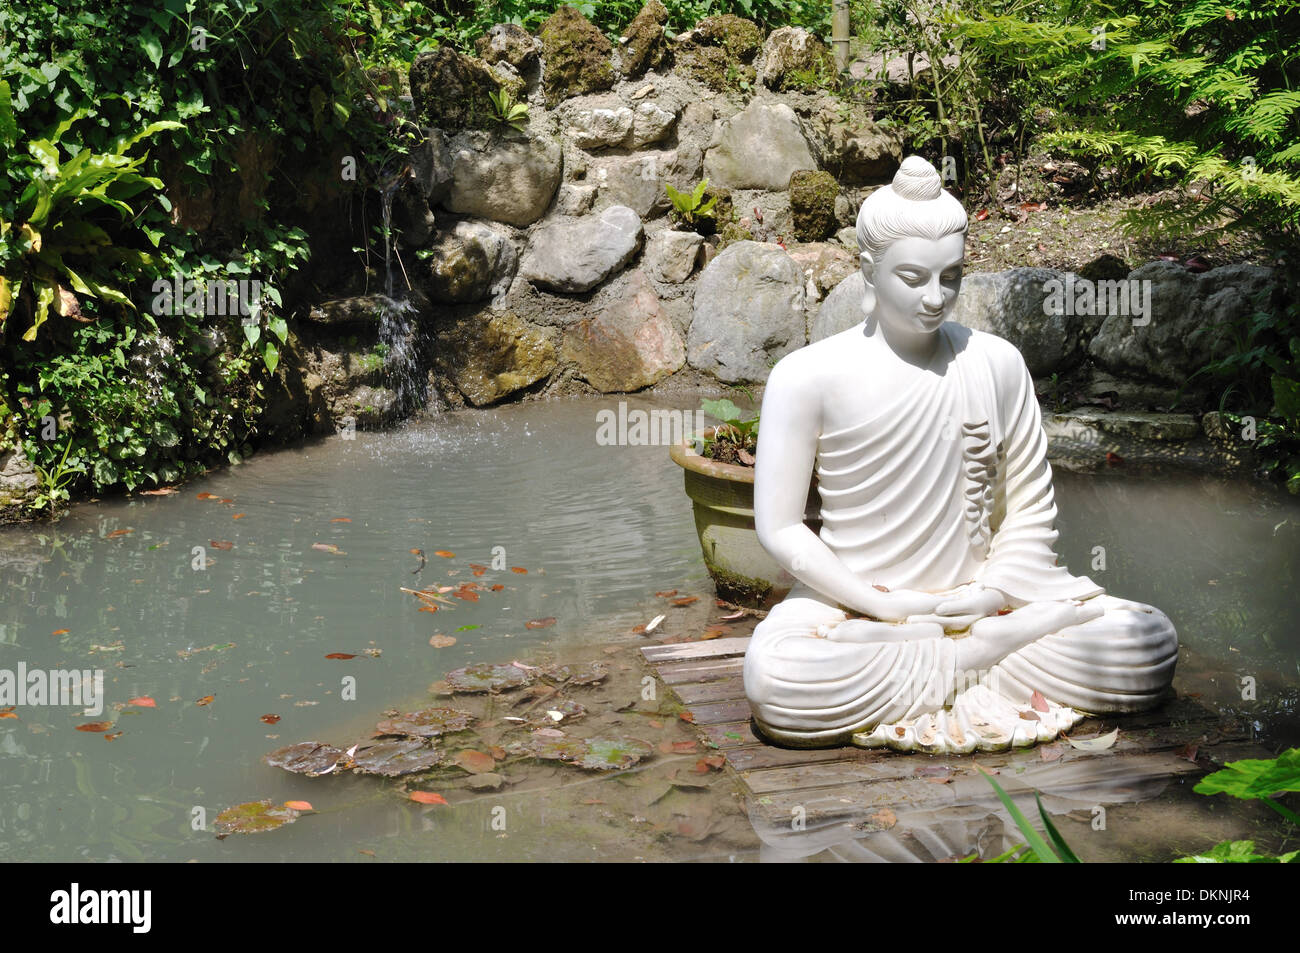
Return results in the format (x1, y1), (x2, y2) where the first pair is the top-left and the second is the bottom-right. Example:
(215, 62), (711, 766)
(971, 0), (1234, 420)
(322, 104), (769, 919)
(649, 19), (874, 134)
(743, 156), (1178, 752)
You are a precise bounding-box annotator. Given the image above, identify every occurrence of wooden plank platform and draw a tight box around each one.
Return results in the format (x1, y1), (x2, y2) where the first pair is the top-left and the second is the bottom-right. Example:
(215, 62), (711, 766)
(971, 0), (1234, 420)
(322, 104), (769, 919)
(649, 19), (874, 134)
(640, 632), (1265, 831)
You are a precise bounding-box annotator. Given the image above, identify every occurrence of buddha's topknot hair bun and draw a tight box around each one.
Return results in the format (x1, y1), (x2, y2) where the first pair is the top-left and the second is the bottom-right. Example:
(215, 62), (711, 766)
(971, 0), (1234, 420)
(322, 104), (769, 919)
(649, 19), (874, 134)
(891, 155), (944, 201)
(854, 154), (968, 257)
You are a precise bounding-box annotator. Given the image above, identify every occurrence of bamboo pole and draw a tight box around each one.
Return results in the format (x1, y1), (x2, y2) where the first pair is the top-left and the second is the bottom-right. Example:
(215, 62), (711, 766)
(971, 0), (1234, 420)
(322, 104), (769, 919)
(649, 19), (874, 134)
(832, 0), (851, 73)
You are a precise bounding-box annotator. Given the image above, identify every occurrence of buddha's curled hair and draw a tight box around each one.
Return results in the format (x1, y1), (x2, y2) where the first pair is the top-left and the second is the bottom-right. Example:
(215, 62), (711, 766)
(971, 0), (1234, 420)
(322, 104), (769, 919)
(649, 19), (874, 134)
(855, 156), (968, 257)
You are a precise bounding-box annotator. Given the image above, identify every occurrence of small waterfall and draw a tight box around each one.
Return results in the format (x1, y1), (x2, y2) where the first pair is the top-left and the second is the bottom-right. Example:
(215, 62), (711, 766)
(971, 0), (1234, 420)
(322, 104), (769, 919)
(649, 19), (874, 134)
(374, 166), (424, 414)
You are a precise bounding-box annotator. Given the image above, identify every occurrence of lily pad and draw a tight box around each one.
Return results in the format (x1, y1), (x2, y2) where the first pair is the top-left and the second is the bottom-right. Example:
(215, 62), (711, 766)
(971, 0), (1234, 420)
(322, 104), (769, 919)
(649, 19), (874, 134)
(545, 663), (607, 686)
(215, 800), (301, 834)
(443, 662), (533, 694)
(351, 739), (442, 777)
(375, 707), (474, 738)
(575, 737), (654, 771)
(527, 733), (591, 762)
(526, 699), (587, 727)
(263, 741), (347, 777)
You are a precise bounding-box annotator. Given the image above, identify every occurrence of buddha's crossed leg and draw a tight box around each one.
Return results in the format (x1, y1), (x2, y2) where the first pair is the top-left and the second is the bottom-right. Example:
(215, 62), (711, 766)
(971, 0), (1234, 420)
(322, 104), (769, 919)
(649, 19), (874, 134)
(742, 586), (1177, 749)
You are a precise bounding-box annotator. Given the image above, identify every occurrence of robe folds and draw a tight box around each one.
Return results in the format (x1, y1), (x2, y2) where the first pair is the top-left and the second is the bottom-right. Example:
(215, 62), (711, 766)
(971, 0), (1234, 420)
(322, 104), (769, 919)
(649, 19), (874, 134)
(743, 324), (1178, 751)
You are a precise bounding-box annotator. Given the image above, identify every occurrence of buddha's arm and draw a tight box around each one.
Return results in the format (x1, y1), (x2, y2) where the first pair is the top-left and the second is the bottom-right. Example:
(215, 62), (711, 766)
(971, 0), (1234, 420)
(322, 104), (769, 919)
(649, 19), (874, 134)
(754, 359), (879, 614)
(973, 353), (1102, 603)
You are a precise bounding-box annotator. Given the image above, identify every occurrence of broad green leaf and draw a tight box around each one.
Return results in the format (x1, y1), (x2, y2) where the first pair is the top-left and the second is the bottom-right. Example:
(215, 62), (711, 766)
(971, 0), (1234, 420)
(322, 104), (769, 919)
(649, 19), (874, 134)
(1195, 748), (1300, 800)
(140, 29), (164, 68)
(243, 322), (261, 346)
(262, 342), (279, 374)
(0, 80), (16, 148)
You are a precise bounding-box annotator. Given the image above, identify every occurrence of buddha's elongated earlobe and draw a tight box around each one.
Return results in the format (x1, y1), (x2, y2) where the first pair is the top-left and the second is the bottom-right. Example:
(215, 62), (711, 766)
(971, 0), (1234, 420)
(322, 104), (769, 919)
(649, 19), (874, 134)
(859, 251), (877, 317)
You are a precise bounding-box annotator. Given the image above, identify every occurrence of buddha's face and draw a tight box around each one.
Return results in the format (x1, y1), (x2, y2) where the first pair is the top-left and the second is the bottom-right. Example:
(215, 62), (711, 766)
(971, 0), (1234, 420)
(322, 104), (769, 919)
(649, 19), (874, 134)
(861, 233), (965, 341)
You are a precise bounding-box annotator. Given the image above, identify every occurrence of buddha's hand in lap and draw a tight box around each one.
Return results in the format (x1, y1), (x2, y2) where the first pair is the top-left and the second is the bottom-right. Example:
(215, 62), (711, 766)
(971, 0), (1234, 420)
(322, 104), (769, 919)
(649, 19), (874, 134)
(905, 582), (1010, 632)
(957, 598), (1106, 673)
(856, 587), (945, 623)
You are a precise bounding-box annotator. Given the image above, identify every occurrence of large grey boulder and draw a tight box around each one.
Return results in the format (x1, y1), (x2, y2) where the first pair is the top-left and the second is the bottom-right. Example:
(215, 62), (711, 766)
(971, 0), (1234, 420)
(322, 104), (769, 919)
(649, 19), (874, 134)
(520, 205), (645, 293)
(1089, 261), (1281, 385)
(688, 241), (806, 383)
(950, 268), (1088, 376)
(809, 270), (866, 342)
(423, 220), (518, 306)
(475, 22), (541, 74)
(704, 101), (817, 191)
(561, 269), (686, 391)
(442, 130), (563, 227)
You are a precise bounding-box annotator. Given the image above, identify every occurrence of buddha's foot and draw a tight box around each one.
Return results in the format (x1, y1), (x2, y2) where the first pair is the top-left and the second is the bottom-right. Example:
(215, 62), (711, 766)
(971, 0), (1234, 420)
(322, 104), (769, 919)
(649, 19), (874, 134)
(850, 684), (1086, 754)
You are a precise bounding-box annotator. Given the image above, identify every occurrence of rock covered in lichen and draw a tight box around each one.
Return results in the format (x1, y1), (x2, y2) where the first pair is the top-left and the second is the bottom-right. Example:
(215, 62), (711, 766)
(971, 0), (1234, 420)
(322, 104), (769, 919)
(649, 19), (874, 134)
(620, 0), (671, 78)
(475, 22), (540, 73)
(539, 6), (615, 106)
(673, 14), (763, 92)
(758, 26), (836, 91)
(409, 46), (501, 131)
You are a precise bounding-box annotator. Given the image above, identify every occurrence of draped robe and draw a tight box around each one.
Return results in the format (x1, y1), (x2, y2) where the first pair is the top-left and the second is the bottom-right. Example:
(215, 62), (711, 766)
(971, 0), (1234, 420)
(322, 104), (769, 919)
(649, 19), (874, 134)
(743, 324), (1179, 751)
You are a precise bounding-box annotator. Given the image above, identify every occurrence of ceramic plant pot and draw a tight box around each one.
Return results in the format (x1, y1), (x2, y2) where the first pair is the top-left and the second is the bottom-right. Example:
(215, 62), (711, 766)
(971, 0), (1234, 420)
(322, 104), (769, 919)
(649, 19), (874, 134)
(669, 431), (820, 608)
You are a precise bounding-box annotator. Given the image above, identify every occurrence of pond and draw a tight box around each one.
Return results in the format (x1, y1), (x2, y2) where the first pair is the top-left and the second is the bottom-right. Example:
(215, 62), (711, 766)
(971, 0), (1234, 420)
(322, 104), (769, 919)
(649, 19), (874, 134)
(1, 394), (1297, 862)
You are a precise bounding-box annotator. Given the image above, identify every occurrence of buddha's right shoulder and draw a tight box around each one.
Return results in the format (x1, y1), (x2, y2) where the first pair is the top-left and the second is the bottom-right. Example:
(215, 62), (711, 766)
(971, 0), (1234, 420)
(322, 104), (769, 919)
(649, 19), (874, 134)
(767, 335), (845, 385)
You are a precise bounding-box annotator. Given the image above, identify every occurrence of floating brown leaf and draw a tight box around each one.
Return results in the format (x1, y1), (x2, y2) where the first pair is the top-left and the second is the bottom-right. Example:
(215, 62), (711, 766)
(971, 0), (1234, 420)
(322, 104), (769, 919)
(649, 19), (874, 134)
(325, 652), (357, 660)
(107, 529), (133, 538)
(127, 696), (156, 708)
(210, 540), (234, 550)
(331, 517), (352, 523)
(454, 750), (497, 774)
(104, 731), (124, 741)
(490, 584), (504, 592)
(429, 634), (456, 648)
(525, 617), (557, 630)
(672, 596), (699, 606)
(655, 589), (678, 598)
(260, 714), (281, 725)
(196, 694), (215, 706)
(76, 722), (115, 732)
(283, 800), (313, 811)
(434, 550), (455, 558)
(510, 567), (527, 574)
(409, 791), (449, 806)
(52, 628), (69, 636)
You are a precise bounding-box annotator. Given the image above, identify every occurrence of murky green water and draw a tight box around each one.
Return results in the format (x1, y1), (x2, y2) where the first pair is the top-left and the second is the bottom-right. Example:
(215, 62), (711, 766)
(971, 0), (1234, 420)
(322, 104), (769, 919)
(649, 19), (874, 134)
(1, 396), (1297, 861)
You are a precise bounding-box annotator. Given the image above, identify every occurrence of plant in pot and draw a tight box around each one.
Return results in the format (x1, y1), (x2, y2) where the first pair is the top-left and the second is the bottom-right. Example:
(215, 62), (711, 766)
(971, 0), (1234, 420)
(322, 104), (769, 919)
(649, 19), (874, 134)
(669, 397), (820, 608)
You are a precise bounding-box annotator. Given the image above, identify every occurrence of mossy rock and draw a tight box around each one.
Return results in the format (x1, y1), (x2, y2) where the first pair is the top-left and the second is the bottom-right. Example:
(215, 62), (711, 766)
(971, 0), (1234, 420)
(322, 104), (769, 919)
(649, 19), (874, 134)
(788, 169), (839, 242)
(621, 0), (671, 78)
(539, 6), (615, 107)
(475, 22), (540, 73)
(675, 14), (763, 92)
(410, 46), (501, 132)
(715, 220), (756, 251)
(760, 27), (837, 92)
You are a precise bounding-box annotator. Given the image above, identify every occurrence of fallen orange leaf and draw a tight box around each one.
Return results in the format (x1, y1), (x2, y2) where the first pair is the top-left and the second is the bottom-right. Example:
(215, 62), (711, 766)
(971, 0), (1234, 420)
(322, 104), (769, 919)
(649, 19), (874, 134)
(209, 540), (234, 550)
(490, 584), (504, 592)
(434, 550), (455, 558)
(655, 589), (678, 598)
(127, 697), (157, 708)
(1030, 690), (1049, 713)
(409, 791), (449, 805)
(260, 714), (281, 725)
(510, 567), (527, 574)
(525, 617), (557, 629)
(195, 695), (214, 706)
(325, 652), (357, 659)
(283, 800), (313, 811)
(331, 517), (352, 523)
(76, 721), (115, 732)
(52, 628), (69, 636)
(107, 529), (133, 538)
(672, 596), (699, 606)
(104, 731), (124, 740)
(232, 513), (245, 519)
